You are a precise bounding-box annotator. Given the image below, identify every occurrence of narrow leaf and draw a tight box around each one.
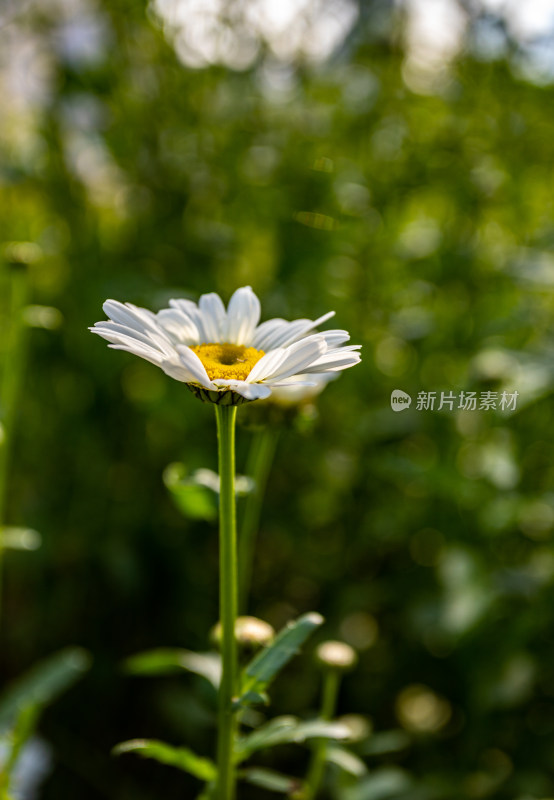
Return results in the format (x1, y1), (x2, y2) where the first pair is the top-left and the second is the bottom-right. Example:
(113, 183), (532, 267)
(113, 739), (216, 781)
(359, 730), (410, 756)
(124, 648), (221, 688)
(0, 648), (90, 728)
(342, 767), (412, 800)
(325, 745), (368, 777)
(235, 716), (350, 761)
(0, 704), (40, 784)
(240, 767), (302, 794)
(232, 691), (269, 710)
(241, 612), (324, 697)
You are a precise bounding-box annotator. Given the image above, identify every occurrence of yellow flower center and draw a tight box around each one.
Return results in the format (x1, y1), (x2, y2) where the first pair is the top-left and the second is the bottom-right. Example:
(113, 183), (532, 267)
(191, 343), (265, 381)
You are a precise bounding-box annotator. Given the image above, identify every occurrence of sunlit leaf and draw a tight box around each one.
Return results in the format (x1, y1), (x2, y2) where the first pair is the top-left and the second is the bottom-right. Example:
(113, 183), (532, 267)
(325, 745), (368, 777)
(164, 463), (218, 522)
(359, 730), (410, 756)
(113, 739), (216, 781)
(235, 716), (350, 761)
(232, 690), (269, 710)
(124, 648), (221, 688)
(0, 704), (40, 787)
(240, 612), (324, 698)
(163, 464), (254, 521)
(342, 767), (413, 800)
(240, 766), (302, 794)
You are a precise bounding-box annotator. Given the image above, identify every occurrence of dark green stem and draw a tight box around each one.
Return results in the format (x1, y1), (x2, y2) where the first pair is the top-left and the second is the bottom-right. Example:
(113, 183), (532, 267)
(238, 427), (279, 613)
(215, 405), (238, 800)
(304, 670), (341, 799)
(0, 264), (29, 627)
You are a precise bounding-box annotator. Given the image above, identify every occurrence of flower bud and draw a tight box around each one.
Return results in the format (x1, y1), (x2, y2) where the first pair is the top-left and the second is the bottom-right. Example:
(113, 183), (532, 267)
(315, 640), (358, 671)
(211, 616), (275, 651)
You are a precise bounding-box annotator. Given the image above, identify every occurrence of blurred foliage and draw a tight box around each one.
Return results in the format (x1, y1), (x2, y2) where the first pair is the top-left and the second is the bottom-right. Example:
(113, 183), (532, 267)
(1, 0), (554, 797)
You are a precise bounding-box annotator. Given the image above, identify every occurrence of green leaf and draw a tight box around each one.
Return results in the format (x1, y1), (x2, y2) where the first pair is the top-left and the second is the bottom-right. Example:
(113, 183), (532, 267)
(124, 648), (221, 688)
(0, 704), (40, 790)
(164, 464), (254, 522)
(240, 767), (302, 794)
(240, 612), (324, 698)
(325, 745), (368, 777)
(342, 767), (413, 800)
(232, 690), (269, 710)
(359, 730), (410, 756)
(163, 463), (218, 521)
(235, 716), (350, 762)
(0, 647), (90, 728)
(113, 739), (216, 781)
(0, 526), (41, 551)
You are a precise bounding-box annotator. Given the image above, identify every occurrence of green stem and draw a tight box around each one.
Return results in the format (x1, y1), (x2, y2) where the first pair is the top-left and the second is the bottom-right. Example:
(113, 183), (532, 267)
(304, 670), (341, 800)
(0, 264), (29, 627)
(238, 427), (279, 613)
(215, 404), (238, 800)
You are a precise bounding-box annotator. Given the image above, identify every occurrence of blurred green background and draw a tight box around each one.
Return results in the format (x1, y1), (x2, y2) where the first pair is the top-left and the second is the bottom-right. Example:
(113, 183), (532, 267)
(1, 0), (554, 797)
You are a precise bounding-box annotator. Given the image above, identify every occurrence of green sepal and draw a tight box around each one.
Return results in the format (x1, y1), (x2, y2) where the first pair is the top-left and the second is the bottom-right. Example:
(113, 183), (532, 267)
(186, 385), (252, 406)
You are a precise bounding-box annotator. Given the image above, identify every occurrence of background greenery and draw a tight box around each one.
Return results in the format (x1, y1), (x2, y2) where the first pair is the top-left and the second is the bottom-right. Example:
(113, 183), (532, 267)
(1, 0), (554, 797)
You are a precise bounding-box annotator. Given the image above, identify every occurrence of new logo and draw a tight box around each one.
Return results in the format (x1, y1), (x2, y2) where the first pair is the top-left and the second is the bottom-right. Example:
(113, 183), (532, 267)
(391, 389), (412, 412)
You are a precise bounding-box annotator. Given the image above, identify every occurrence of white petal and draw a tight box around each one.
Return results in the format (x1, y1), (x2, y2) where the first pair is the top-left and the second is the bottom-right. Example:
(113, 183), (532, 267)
(103, 300), (166, 338)
(157, 308), (201, 345)
(252, 318), (288, 350)
(262, 335), (327, 383)
(169, 298), (200, 315)
(91, 321), (161, 350)
(269, 379), (318, 388)
(91, 327), (167, 364)
(175, 345), (214, 386)
(211, 379), (272, 400)
(160, 360), (201, 383)
(167, 297), (216, 343)
(225, 286), (261, 345)
(106, 342), (164, 366)
(303, 351), (362, 372)
(198, 292), (227, 343)
(246, 348), (289, 383)
(321, 330), (351, 347)
(144, 330), (182, 358)
(253, 311), (336, 350)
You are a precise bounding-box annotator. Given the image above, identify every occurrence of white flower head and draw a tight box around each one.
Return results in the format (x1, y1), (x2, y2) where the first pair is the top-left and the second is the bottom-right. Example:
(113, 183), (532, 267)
(90, 286), (361, 405)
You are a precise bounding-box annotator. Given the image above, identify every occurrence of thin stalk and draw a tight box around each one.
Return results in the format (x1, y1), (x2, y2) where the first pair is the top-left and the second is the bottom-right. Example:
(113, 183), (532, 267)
(304, 669), (341, 800)
(238, 427), (278, 613)
(0, 264), (29, 626)
(215, 404), (238, 800)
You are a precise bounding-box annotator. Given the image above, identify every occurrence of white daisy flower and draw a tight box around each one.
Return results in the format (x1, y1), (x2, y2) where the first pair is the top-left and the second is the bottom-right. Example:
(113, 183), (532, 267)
(90, 286), (361, 405)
